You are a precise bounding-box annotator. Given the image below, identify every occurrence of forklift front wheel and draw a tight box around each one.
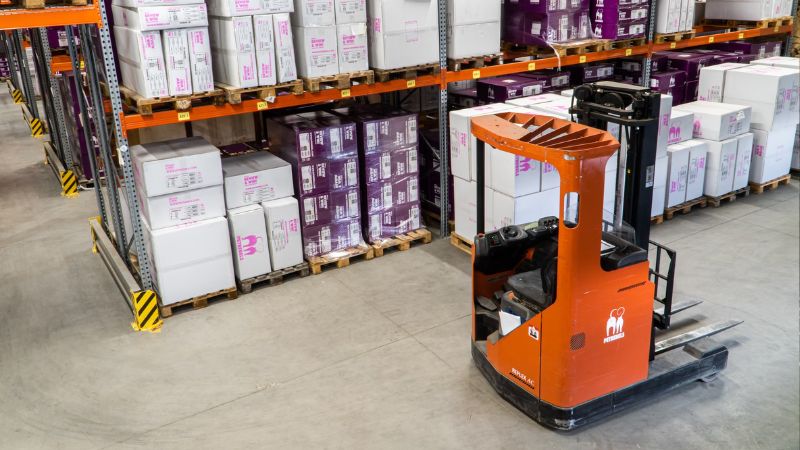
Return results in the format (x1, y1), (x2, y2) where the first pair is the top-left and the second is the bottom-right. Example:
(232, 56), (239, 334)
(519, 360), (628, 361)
(700, 373), (719, 383)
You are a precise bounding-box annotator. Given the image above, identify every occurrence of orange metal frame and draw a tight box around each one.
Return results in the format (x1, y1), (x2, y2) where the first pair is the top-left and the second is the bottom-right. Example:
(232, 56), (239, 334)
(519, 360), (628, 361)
(118, 24), (792, 133)
(0, 3), (101, 30)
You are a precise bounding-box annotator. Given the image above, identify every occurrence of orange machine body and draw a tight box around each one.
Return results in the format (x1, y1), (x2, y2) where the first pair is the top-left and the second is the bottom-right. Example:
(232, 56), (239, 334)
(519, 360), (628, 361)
(470, 112), (655, 409)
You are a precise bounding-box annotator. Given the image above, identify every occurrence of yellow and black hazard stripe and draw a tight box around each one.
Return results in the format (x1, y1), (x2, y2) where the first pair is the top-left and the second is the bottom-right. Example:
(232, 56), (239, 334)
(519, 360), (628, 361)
(29, 117), (44, 137)
(12, 89), (23, 104)
(60, 169), (79, 197)
(131, 290), (162, 332)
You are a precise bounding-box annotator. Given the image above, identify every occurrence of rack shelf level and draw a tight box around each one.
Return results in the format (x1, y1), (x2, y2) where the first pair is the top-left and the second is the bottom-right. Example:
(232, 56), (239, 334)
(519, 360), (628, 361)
(0, 4), (101, 30)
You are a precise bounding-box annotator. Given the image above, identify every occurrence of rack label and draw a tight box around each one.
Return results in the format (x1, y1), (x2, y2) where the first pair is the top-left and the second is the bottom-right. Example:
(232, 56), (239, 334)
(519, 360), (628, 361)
(472, 70), (480, 79)
(738, 32), (745, 39)
(708, 36), (715, 43)
(579, 56), (586, 63)
(341, 89), (351, 98)
(406, 79), (416, 88)
(177, 111), (190, 121)
(257, 101), (268, 110)
(625, 48), (632, 56)
(528, 62), (536, 71)
(670, 42), (676, 49)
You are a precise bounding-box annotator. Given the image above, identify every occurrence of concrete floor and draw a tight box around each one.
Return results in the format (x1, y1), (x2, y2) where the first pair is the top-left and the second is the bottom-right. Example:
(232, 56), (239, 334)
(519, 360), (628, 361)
(0, 95), (798, 450)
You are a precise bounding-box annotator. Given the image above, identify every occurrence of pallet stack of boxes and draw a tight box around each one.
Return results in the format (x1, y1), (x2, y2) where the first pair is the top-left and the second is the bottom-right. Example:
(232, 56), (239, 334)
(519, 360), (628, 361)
(447, 0), (502, 60)
(205, 0), (296, 89)
(292, 0), (368, 80)
(112, 0), (214, 98)
(502, 0), (591, 47)
(654, 0), (694, 35)
(222, 151), (303, 283)
(131, 137), (235, 306)
(269, 112), (364, 258)
(591, 0), (650, 41)
(704, 0), (795, 21)
(368, 0), (438, 70)
(333, 105), (422, 243)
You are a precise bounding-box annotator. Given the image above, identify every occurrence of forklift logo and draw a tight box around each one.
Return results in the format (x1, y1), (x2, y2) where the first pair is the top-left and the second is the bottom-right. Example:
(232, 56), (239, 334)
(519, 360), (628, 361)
(604, 307), (625, 343)
(528, 326), (539, 340)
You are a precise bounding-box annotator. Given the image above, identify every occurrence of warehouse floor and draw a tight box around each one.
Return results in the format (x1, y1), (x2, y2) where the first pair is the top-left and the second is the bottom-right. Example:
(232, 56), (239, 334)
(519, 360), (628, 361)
(0, 95), (798, 450)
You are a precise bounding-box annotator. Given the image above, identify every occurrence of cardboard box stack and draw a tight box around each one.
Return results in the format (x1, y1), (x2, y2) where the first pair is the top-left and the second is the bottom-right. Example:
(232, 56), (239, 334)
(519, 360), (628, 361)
(112, 0), (214, 97)
(673, 101), (753, 199)
(591, 0), (650, 40)
(447, 0), (501, 59)
(130, 137), (235, 305)
(222, 151), (301, 280)
(655, 0), (694, 35)
(503, 0), (591, 47)
(269, 112), (364, 257)
(334, 105), (421, 243)
(205, 0), (296, 88)
(704, 0), (794, 21)
(368, 0), (438, 70)
(650, 94), (674, 218)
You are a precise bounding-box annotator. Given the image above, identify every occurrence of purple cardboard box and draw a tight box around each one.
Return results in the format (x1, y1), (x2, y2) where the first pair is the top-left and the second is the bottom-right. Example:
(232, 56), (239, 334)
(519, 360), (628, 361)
(664, 52), (719, 81)
(519, 70), (571, 91)
(685, 49), (741, 64)
(295, 157), (360, 197)
(503, 6), (573, 46)
(363, 147), (418, 183)
(570, 63), (614, 84)
(449, 88), (481, 108)
(300, 188), (360, 228)
(477, 75), (546, 102)
(269, 112), (358, 163)
(736, 53), (760, 63)
(303, 218), (363, 257)
(763, 41), (782, 57)
(331, 104), (417, 155)
(709, 41), (770, 58)
(364, 175), (419, 214)
(650, 70), (686, 103)
(505, 0), (586, 13)
(366, 203), (422, 242)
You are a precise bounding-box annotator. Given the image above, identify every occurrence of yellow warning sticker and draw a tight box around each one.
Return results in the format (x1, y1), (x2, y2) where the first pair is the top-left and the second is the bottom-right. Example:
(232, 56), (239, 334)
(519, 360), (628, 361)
(177, 111), (190, 121)
(131, 290), (162, 332)
(60, 170), (78, 197)
(30, 118), (44, 137)
(670, 42), (676, 49)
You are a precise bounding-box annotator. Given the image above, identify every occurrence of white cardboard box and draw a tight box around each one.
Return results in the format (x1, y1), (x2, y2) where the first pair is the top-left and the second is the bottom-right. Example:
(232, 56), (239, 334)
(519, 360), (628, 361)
(723, 64), (800, 131)
(114, 0), (205, 7)
(334, 0), (366, 24)
(683, 139), (708, 201)
(493, 188), (559, 230)
(733, 132), (754, 190)
(113, 26), (169, 98)
(111, 4), (208, 31)
(655, 0), (682, 33)
(253, 15), (277, 86)
(702, 138), (738, 197)
(367, 0), (438, 70)
(666, 143), (690, 208)
(751, 56), (800, 70)
(140, 185), (226, 229)
(705, 0), (774, 21)
(292, 0), (336, 26)
(681, 0), (695, 31)
(186, 27), (215, 93)
(162, 29), (193, 96)
(651, 154), (669, 217)
(336, 23), (369, 73)
(793, 125), (800, 170)
(697, 63), (747, 103)
(209, 16), (258, 88)
(142, 216), (235, 305)
(505, 93), (566, 108)
(667, 109), (694, 145)
(293, 26), (339, 78)
(262, 197), (304, 270)
(750, 127), (795, 183)
(228, 204), (272, 280)
(273, 13), (298, 82)
(448, 103), (514, 180)
(490, 146), (541, 198)
(656, 94), (674, 158)
(206, 0), (293, 16)
(447, 0), (501, 59)
(222, 151), (294, 209)
(454, 176), (494, 239)
(540, 162), (560, 191)
(130, 136), (223, 197)
(673, 101), (751, 141)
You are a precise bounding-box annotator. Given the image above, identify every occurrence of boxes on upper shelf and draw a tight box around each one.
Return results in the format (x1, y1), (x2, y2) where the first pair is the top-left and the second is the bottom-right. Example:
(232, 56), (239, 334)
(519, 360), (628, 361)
(111, 4), (208, 31)
(293, 26), (340, 78)
(253, 15), (278, 86)
(142, 216), (235, 306)
(130, 136), (223, 198)
(722, 64), (800, 131)
(292, 0), (336, 27)
(208, 16), (258, 88)
(222, 151), (294, 209)
(262, 197), (304, 270)
(704, 0), (784, 21)
(205, 0), (293, 16)
(162, 29), (192, 96)
(273, 13), (299, 82)
(228, 204), (272, 280)
(113, 0), (205, 7)
(336, 22), (369, 73)
(334, 0), (367, 24)
(702, 138), (738, 197)
(749, 127), (796, 184)
(186, 28), (215, 93)
(477, 75), (545, 102)
(447, 0), (502, 59)
(367, 0), (439, 70)
(113, 26), (168, 98)
(673, 101), (751, 141)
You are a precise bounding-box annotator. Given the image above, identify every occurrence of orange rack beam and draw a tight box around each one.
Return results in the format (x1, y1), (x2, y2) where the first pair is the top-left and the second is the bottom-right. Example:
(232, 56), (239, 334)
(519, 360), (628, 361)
(120, 24), (793, 132)
(50, 54), (79, 74)
(0, 4), (101, 30)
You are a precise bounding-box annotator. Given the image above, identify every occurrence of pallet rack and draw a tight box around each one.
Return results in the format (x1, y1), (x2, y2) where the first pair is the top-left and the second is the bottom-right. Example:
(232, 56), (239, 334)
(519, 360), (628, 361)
(3, 0), (797, 324)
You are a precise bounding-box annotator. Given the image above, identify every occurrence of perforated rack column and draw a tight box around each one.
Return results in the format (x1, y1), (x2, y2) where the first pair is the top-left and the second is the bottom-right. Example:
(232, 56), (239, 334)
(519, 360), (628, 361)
(437, 0), (450, 237)
(36, 27), (73, 170)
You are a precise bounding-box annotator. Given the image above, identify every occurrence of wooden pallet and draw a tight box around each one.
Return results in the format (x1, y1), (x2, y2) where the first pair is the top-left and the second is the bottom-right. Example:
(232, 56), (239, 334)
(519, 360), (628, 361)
(449, 233), (472, 255)
(654, 31), (696, 44)
(45, 0), (87, 4)
(447, 53), (504, 72)
(664, 197), (708, 220)
(503, 39), (609, 58)
(706, 186), (751, 207)
(749, 174), (792, 194)
(371, 229), (432, 257)
(606, 37), (648, 49)
(238, 262), (310, 294)
(119, 85), (226, 116)
(703, 16), (793, 29)
(307, 244), (374, 275)
(374, 63), (441, 83)
(18, 0), (44, 8)
(303, 70), (374, 93)
(651, 215), (664, 225)
(159, 287), (238, 318)
(216, 79), (304, 105)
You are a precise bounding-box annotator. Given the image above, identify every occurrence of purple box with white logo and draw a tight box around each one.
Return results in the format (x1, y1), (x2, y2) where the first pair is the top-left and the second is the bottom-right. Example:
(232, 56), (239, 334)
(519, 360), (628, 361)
(295, 157), (360, 197)
(569, 63), (614, 84)
(477, 75), (547, 102)
(520, 69), (572, 91)
(300, 188), (361, 228)
(303, 218), (363, 257)
(502, 6), (574, 46)
(664, 52), (719, 82)
(650, 70), (687, 104)
(505, 0), (586, 13)
(363, 147), (418, 183)
(269, 112), (358, 163)
(709, 41), (772, 59)
(364, 175), (420, 215)
(332, 104), (418, 155)
(366, 203), (422, 243)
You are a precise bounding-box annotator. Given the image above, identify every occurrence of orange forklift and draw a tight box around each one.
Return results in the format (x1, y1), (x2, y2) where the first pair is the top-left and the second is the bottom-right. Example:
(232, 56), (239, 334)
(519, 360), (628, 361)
(469, 82), (741, 430)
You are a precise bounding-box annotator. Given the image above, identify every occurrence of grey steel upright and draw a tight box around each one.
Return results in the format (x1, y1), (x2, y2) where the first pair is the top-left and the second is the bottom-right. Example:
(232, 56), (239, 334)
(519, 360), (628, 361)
(437, 0), (450, 237)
